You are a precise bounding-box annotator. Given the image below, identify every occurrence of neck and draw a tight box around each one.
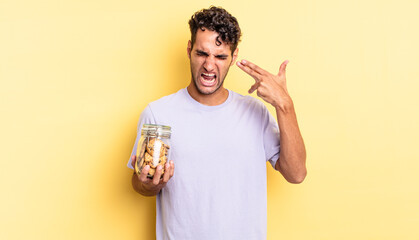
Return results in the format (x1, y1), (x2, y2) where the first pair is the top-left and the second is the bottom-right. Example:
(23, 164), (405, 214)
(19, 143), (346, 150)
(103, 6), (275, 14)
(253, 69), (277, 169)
(187, 84), (229, 106)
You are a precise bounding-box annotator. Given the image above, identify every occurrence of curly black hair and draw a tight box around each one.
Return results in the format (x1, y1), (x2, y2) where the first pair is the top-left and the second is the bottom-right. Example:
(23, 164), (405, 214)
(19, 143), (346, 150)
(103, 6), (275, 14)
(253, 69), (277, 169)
(188, 6), (241, 54)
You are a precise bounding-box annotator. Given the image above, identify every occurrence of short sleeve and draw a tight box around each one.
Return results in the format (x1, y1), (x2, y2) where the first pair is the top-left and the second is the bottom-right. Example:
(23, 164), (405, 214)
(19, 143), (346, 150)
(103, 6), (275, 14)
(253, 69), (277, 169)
(126, 105), (156, 169)
(262, 107), (281, 169)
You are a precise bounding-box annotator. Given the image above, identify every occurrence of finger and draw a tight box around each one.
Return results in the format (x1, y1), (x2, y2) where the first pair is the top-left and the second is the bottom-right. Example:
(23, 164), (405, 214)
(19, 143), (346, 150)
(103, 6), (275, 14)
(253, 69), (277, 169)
(153, 165), (163, 185)
(240, 59), (266, 74)
(278, 60), (289, 76)
(169, 160), (174, 177)
(248, 82), (260, 94)
(131, 155), (136, 168)
(236, 61), (262, 80)
(162, 163), (170, 183)
(139, 165), (150, 182)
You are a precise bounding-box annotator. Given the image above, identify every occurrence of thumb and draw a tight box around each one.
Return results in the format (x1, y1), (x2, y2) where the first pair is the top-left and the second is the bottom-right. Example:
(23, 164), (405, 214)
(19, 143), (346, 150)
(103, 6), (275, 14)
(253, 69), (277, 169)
(131, 155), (136, 168)
(278, 60), (289, 76)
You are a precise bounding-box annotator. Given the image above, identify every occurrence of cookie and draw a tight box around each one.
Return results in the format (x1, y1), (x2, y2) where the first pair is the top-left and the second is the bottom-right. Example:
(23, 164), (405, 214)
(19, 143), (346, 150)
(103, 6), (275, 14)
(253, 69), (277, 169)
(144, 152), (153, 164)
(136, 139), (147, 161)
(140, 137), (170, 178)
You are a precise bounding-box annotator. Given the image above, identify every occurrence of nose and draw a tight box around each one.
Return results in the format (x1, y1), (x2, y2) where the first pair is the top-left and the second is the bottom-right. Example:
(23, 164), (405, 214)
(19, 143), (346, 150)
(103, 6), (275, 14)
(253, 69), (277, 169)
(203, 56), (215, 72)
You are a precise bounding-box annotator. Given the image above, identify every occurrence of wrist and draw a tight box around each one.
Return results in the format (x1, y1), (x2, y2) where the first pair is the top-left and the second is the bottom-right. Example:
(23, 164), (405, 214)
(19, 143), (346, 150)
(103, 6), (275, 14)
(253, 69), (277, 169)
(274, 98), (294, 114)
(141, 182), (161, 196)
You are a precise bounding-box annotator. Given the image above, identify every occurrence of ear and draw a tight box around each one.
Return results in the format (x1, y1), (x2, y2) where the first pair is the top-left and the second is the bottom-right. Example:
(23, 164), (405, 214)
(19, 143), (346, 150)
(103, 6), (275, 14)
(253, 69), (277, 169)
(230, 47), (239, 66)
(187, 40), (192, 59)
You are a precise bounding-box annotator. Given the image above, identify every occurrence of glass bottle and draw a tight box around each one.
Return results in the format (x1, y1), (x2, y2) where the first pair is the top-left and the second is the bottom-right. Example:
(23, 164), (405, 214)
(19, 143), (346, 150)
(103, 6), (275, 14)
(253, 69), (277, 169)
(135, 124), (171, 178)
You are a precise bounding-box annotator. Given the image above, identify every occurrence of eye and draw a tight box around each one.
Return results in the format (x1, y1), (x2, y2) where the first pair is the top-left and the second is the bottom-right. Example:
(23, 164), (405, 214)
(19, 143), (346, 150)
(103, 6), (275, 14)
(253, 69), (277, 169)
(216, 55), (228, 60)
(196, 51), (207, 57)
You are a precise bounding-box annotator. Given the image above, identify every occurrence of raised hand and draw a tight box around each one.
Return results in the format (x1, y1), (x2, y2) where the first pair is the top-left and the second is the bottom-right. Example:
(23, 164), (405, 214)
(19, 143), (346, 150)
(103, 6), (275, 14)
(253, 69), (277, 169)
(237, 59), (293, 110)
(237, 59), (306, 183)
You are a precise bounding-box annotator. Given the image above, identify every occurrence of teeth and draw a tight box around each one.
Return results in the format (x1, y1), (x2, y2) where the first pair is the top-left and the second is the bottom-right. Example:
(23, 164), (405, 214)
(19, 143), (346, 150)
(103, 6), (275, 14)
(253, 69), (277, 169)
(202, 73), (215, 77)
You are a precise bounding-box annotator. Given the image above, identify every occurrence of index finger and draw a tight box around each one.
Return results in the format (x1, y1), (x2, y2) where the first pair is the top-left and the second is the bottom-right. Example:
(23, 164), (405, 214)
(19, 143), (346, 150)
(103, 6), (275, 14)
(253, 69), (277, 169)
(139, 165), (151, 182)
(240, 59), (266, 74)
(236, 60), (263, 80)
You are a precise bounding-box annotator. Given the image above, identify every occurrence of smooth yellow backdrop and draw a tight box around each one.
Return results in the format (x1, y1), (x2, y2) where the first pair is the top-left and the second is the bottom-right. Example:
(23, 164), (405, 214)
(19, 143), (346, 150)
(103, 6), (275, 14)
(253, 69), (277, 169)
(1, 0), (418, 239)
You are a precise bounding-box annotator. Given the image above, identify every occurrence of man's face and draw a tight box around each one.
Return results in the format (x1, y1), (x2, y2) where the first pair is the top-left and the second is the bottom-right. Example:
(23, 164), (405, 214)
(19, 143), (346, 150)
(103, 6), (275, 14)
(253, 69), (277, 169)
(187, 28), (238, 95)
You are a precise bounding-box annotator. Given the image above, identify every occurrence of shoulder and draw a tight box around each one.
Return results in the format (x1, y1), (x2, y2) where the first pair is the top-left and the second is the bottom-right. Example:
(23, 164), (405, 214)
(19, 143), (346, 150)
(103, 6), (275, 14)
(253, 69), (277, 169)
(229, 90), (268, 113)
(142, 89), (188, 123)
(148, 88), (186, 110)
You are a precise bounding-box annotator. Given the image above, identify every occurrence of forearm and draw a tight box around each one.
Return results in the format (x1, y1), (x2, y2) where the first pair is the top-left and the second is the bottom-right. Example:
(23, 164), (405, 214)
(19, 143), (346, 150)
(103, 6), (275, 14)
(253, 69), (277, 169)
(131, 173), (161, 196)
(236, 58), (306, 182)
(275, 102), (307, 183)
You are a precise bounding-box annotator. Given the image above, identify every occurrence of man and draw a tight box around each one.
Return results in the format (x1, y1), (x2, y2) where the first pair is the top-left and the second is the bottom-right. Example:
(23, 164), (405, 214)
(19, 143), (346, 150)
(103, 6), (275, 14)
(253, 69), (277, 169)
(127, 6), (306, 240)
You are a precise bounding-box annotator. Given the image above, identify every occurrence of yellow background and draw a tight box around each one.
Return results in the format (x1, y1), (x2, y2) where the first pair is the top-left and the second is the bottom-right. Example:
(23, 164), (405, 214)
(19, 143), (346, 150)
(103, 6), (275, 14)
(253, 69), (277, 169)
(1, 0), (418, 239)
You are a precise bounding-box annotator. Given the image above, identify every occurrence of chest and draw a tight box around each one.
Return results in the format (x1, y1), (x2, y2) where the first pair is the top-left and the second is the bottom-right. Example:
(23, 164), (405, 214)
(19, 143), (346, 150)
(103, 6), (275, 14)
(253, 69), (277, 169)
(168, 111), (264, 173)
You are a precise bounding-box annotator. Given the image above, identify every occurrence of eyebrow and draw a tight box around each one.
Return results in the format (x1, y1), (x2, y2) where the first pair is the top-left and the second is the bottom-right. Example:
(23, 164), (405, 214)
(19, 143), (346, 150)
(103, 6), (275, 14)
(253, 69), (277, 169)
(196, 50), (229, 58)
(196, 50), (209, 56)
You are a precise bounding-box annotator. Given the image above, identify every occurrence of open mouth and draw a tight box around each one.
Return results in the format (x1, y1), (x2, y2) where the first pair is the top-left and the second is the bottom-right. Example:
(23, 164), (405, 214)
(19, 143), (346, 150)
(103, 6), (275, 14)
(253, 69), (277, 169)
(200, 72), (217, 87)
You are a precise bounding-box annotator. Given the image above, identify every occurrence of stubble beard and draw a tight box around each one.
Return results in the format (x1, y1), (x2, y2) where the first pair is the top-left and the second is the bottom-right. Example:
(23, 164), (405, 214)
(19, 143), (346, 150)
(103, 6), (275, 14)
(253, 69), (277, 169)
(192, 76), (222, 95)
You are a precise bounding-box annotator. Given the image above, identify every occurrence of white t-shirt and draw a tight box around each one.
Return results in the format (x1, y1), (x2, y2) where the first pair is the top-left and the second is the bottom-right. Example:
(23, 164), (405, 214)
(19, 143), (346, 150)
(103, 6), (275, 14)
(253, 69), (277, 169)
(127, 88), (280, 240)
